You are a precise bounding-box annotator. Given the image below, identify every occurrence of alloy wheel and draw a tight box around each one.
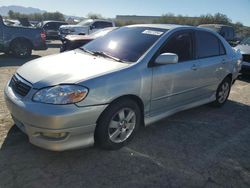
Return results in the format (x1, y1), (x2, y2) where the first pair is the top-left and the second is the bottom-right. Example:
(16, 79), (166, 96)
(108, 108), (136, 143)
(218, 82), (230, 103)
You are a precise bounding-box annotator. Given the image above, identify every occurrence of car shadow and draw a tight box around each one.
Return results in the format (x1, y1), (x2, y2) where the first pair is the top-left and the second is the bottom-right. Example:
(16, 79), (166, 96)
(0, 100), (250, 187)
(238, 74), (250, 83)
(0, 53), (41, 67)
(46, 40), (62, 48)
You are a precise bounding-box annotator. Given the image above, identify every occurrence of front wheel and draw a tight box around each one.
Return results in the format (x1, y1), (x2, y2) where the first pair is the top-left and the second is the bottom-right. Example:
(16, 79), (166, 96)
(95, 99), (141, 150)
(212, 77), (231, 107)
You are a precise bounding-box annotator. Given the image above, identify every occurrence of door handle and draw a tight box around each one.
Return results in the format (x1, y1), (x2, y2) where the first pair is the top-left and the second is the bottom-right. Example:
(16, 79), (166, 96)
(191, 64), (198, 70)
(221, 59), (226, 64)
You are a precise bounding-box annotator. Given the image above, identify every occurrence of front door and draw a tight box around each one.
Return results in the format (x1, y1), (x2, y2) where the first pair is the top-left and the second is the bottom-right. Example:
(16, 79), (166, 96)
(150, 31), (202, 115)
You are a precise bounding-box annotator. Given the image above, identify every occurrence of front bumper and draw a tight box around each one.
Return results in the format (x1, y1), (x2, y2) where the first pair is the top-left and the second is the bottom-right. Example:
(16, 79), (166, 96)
(4, 83), (107, 151)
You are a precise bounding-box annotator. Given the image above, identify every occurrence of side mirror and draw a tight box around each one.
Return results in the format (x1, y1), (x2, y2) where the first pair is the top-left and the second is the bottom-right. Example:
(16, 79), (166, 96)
(90, 25), (95, 30)
(155, 53), (178, 65)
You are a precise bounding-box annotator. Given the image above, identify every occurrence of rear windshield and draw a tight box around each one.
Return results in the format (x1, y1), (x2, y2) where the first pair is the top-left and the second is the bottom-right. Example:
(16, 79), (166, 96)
(199, 25), (221, 32)
(82, 26), (167, 62)
(77, 20), (93, 26)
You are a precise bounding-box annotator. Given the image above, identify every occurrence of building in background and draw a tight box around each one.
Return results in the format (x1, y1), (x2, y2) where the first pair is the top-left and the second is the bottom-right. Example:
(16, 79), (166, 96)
(116, 15), (161, 24)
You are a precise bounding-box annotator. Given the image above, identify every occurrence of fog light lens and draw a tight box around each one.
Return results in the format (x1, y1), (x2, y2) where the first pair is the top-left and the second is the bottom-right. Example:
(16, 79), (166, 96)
(41, 132), (68, 139)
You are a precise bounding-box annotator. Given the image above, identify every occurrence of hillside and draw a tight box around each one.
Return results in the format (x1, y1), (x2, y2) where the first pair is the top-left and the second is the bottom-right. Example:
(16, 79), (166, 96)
(0, 5), (45, 16)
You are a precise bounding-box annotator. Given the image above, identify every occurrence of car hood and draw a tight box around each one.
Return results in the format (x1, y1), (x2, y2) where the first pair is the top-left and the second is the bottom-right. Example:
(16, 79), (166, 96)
(17, 50), (129, 88)
(235, 44), (250, 54)
(65, 35), (93, 41)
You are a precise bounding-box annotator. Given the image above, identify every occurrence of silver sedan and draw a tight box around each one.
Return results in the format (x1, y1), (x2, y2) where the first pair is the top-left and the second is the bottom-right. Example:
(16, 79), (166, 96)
(4, 24), (242, 151)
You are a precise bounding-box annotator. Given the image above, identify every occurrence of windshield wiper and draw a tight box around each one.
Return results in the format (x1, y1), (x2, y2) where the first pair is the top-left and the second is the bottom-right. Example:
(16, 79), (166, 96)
(79, 47), (94, 55)
(79, 48), (124, 62)
(91, 50), (124, 62)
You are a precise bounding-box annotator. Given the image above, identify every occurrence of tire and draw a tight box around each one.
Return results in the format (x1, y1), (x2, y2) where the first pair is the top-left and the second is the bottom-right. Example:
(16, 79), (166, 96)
(95, 99), (141, 150)
(212, 77), (231, 107)
(10, 39), (32, 58)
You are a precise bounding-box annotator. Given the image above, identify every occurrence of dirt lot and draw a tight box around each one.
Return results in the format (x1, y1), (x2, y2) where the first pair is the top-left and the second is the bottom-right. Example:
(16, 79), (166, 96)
(0, 41), (250, 188)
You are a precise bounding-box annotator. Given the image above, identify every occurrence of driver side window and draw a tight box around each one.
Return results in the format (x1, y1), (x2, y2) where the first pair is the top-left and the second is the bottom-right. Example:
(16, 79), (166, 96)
(160, 31), (194, 62)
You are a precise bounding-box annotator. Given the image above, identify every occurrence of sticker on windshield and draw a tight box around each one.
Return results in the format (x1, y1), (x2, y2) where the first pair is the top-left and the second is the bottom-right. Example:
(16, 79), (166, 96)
(142, 30), (163, 36)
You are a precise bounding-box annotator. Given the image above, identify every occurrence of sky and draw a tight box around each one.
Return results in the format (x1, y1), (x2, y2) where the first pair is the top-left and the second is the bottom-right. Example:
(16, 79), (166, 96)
(1, 0), (250, 26)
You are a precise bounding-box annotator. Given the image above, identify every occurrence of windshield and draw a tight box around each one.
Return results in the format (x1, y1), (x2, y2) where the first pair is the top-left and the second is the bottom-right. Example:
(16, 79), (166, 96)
(240, 37), (250, 45)
(82, 26), (167, 62)
(77, 19), (93, 26)
(199, 25), (220, 32)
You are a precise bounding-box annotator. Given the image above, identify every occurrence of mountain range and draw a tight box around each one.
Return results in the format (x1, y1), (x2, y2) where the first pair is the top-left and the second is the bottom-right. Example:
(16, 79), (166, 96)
(0, 5), (83, 20)
(0, 5), (46, 16)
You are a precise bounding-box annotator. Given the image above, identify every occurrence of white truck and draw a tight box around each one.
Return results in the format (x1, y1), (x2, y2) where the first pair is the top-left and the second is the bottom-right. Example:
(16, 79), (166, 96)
(59, 19), (115, 39)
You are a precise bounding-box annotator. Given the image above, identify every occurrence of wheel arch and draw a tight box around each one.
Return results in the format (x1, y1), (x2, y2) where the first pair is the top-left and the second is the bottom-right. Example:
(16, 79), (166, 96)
(10, 37), (34, 49)
(224, 73), (233, 83)
(96, 94), (145, 126)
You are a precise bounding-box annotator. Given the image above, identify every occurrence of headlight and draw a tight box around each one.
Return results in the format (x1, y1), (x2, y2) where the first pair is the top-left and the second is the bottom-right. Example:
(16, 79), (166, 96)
(33, 85), (88, 104)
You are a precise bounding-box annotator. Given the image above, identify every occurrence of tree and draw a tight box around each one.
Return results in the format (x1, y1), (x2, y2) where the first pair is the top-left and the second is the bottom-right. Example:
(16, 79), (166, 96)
(8, 10), (14, 19)
(7, 10), (65, 21)
(87, 13), (103, 19)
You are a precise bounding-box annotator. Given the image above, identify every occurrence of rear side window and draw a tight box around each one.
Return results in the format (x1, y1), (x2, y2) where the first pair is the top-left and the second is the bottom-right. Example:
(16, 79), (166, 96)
(92, 21), (112, 29)
(160, 32), (194, 62)
(44, 22), (57, 30)
(220, 27), (234, 41)
(196, 30), (224, 58)
(56, 22), (67, 29)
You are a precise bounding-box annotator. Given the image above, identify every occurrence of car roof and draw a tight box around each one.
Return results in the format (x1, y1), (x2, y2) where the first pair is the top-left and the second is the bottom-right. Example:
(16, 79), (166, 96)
(42, 20), (68, 24)
(83, 19), (114, 23)
(199, 24), (233, 28)
(126, 24), (193, 30)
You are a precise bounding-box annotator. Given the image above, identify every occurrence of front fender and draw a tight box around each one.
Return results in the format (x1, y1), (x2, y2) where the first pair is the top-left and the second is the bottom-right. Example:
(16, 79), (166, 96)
(76, 63), (152, 114)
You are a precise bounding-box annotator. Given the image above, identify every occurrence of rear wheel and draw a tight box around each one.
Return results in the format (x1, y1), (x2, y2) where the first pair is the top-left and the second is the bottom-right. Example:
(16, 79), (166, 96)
(212, 77), (231, 107)
(10, 39), (32, 58)
(95, 99), (141, 150)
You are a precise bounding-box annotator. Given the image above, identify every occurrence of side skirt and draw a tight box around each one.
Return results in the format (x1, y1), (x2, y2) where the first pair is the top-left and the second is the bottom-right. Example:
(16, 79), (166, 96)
(144, 94), (216, 126)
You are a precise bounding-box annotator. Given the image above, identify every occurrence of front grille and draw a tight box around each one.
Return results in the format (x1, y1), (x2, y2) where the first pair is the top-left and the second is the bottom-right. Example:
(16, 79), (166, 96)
(243, 54), (250, 63)
(10, 75), (31, 97)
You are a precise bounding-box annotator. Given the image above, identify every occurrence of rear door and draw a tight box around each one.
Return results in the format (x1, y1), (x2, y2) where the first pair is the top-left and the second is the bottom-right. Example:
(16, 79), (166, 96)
(194, 30), (228, 98)
(150, 30), (202, 115)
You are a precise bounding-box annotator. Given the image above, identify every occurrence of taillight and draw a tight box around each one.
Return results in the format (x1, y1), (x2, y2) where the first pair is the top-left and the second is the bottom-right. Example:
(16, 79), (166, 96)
(41, 32), (46, 41)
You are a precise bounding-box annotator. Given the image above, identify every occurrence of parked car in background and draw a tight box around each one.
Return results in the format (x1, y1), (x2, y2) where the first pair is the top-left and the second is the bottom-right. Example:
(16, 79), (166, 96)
(4, 24), (241, 151)
(37, 21), (68, 39)
(3, 19), (21, 26)
(198, 24), (238, 46)
(4, 18), (33, 27)
(0, 15), (47, 58)
(60, 27), (117, 52)
(59, 19), (115, 39)
(235, 37), (250, 75)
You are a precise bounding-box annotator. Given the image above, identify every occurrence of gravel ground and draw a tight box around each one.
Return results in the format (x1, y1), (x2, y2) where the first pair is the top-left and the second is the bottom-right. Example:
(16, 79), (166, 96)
(0, 41), (250, 188)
